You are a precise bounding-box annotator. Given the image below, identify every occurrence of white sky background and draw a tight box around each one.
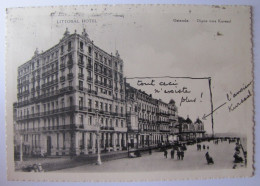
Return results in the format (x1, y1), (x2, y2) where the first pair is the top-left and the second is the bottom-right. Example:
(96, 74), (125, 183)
(6, 5), (253, 136)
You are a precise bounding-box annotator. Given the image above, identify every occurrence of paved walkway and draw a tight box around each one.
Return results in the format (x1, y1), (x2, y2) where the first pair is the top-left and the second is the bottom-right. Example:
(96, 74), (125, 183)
(55, 140), (246, 172)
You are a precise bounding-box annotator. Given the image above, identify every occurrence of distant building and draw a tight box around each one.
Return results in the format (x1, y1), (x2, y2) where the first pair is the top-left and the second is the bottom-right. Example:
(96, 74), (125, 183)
(126, 83), (178, 148)
(178, 116), (205, 141)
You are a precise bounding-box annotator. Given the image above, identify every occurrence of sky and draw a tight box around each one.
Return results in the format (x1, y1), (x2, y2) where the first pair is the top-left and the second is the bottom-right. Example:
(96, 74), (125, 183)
(5, 5), (253, 136)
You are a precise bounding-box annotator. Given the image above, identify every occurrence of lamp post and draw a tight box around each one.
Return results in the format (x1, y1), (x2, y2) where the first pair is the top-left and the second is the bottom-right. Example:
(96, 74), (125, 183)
(95, 109), (102, 165)
(20, 135), (23, 162)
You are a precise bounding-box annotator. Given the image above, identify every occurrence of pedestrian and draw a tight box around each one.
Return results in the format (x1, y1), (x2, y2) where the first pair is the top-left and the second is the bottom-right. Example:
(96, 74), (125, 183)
(177, 148), (180, 160)
(164, 149), (168, 158)
(203, 144), (206, 150)
(171, 149), (175, 159)
(207, 146), (209, 150)
(149, 148), (152, 155)
(181, 150), (184, 160)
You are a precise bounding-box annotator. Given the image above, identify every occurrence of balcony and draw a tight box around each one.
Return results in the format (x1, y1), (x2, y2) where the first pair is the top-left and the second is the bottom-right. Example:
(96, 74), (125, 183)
(78, 73), (84, 80)
(87, 76), (92, 82)
(60, 63), (65, 69)
(86, 64), (92, 70)
(31, 87), (35, 92)
(78, 60), (84, 67)
(59, 86), (74, 94)
(67, 60), (73, 68)
(60, 76), (65, 82)
(100, 126), (114, 131)
(67, 73), (74, 80)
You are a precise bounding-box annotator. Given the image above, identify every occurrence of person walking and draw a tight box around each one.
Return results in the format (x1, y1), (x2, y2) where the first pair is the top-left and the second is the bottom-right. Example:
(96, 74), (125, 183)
(164, 149), (168, 158)
(171, 148), (175, 159)
(180, 149), (184, 160)
(177, 148), (180, 160)
(149, 148), (152, 155)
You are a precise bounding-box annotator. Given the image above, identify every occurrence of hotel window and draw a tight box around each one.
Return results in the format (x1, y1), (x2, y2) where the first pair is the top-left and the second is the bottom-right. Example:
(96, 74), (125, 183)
(105, 118), (108, 126)
(89, 116), (92, 125)
(88, 84), (92, 91)
(100, 102), (103, 110)
(88, 58), (91, 65)
(79, 67), (83, 74)
(105, 103), (108, 111)
(88, 46), (92, 54)
(79, 80), (83, 90)
(121, 120), (123, 127)
(80, 115), (84, 125)
(69, 96), (73, 106)
(80, 41), (84, 50)
(109, 104), (112, 112)
(116, 119), (118, 127)
(79, 55), (83, 63)
(61, 98), (65, 108)
(61, 45), (64, 53)
(95, 101), (99, 108)
(88, 99), (92, 108)
(79, 97), (83, 109)
(68, 41), (71, 51)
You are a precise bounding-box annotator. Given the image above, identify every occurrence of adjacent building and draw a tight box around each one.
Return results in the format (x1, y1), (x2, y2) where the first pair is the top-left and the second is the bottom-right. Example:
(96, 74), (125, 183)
(125, 83), (179, 148)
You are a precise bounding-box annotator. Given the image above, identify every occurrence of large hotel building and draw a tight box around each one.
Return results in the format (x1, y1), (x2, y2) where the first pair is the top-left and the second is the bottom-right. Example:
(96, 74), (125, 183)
(14, 28), (205, 157)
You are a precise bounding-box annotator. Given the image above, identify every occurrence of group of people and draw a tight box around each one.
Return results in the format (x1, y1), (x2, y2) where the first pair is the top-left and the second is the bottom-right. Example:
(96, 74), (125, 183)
(197, 144), (209, 151)
(163, 144), (186, 160)
(233, 143), (244, 163)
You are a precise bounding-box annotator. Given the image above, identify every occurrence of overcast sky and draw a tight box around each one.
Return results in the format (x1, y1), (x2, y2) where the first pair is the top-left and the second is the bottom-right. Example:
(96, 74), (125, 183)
(6, 5), (253, 136)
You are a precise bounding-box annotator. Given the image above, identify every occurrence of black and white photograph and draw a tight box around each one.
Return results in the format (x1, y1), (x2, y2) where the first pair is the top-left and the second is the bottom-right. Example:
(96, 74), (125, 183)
(5, 4), (254, 181)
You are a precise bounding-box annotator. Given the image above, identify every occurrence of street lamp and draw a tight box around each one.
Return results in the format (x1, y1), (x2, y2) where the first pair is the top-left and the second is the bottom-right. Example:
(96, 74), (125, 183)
(95, 109), (102, 165)
(20, 135), (23, 162)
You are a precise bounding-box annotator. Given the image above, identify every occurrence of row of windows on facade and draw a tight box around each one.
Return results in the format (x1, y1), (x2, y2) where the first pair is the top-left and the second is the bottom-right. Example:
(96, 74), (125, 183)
(18, 84), (125, 105)
(18, 60), (123, 88)
(18, 39), (123, 77)
(18, 97), (125, 117)
(17, 116), (126, 130)
(21, 133), (125, 148)
(18, 73), (124, 96)
(78, 40), (123, 70)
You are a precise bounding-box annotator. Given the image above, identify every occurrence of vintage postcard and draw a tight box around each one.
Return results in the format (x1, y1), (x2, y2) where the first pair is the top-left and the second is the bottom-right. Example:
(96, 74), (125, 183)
(5, 4), (254, 181)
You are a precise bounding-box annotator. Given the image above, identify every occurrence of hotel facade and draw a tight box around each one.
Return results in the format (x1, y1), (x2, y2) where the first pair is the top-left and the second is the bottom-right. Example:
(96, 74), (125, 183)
(14, 28), (205, 157)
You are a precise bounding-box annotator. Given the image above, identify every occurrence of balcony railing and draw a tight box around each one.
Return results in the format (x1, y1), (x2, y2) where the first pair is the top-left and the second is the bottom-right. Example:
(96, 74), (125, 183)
(67, 60), (73, 68)
(86, 64), (92, 70)
(60, 63), (65, 69)
(60, 76), (65, 82)
(87, 76), (92, 82)
(67, 73), (74, 80)
(78, 60), (84, 67)
(78, 73), (84, 80)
